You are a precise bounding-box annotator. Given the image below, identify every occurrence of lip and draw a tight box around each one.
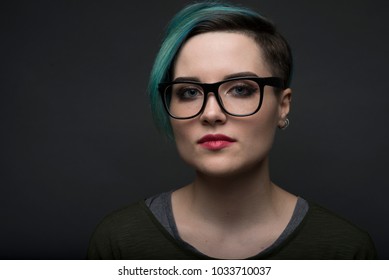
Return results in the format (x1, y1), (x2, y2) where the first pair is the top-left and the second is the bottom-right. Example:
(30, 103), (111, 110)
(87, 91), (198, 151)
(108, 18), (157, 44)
(197, 134), (236, 150)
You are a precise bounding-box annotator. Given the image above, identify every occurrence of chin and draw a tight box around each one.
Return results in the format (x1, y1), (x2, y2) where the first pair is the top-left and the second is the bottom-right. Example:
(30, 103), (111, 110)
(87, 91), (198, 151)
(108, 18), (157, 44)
(198, 167), (238, 178)
(190, 155), (268, 179)
(194, 162), (254, 178)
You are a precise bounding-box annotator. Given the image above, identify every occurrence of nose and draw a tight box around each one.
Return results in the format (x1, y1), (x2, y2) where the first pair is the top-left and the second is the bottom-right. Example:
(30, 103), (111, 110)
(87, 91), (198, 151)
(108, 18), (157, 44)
(199, 93), (227, 125)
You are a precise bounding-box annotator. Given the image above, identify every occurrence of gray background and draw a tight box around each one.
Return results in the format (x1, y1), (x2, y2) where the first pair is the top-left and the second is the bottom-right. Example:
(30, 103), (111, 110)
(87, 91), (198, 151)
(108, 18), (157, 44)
(1, 0), (388, 259)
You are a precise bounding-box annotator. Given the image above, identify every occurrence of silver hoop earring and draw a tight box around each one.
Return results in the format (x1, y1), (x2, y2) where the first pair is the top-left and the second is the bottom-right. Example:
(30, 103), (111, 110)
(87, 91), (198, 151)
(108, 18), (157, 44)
(281, 118), (290, 130)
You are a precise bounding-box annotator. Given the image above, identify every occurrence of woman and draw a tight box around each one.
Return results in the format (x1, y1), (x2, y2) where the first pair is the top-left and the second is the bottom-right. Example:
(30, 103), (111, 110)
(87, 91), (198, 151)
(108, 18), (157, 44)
(87, 2), (376, 259)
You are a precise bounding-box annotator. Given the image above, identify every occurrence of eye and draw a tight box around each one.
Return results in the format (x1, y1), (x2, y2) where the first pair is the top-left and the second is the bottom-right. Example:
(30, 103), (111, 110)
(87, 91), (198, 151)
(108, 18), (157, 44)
(174, 86), (203, 100)
(227, 83), (258, 97)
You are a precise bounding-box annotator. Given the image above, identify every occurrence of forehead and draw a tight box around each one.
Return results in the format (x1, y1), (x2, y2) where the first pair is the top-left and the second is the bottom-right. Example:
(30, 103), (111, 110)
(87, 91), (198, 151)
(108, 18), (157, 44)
(173, 31), (271, 81)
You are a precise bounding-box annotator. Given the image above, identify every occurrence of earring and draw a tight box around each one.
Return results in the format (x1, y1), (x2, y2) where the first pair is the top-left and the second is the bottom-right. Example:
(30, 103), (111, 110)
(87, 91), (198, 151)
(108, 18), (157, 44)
(280, 118), (290, 130)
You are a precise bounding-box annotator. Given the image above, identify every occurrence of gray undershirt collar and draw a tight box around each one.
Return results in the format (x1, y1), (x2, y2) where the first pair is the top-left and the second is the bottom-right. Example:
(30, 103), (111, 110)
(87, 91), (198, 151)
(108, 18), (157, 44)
(145, 191), (309, 258)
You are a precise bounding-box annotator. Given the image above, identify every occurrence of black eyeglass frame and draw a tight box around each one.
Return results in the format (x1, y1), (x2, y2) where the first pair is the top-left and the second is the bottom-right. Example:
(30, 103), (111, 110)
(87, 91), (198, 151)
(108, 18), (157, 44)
(158, 76), (285, 120)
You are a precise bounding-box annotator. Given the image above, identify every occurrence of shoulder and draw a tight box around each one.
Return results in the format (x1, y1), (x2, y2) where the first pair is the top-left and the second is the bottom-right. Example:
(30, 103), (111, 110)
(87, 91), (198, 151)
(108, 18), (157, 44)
(87, 199), (199, 260)
(278, 200), (377, 259)
(306, 201), (370, 238)
(87, 200), (161, 259)
(95, 201), (152, 233)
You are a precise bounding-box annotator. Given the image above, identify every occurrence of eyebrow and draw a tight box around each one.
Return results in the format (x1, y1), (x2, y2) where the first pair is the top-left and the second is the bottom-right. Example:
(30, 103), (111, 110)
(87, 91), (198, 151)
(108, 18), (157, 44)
(173, 71), (259, 83)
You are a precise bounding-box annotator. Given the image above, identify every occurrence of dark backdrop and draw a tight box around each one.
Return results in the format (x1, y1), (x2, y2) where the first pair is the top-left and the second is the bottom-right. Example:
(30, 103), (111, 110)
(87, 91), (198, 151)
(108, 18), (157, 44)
(1, 0), (388, 259)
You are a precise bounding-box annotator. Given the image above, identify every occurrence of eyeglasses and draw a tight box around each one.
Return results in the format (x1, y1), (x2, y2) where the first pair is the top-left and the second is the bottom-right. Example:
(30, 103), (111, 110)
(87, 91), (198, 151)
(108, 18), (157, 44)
(158, 76), (284, 119)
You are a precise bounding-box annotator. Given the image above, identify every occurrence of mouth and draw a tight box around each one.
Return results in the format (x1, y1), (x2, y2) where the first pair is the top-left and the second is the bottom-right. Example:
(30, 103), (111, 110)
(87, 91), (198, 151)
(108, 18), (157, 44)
(197, 134), (236, 150)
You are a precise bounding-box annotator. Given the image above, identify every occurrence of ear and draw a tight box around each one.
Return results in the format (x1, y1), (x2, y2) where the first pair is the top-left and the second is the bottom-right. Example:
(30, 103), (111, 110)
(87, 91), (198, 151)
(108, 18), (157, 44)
(277, 88), (292, 128)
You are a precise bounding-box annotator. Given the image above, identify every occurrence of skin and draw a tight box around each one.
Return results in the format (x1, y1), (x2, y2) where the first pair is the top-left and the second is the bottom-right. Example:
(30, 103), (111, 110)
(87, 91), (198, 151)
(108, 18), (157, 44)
(170, 32), (296, 259)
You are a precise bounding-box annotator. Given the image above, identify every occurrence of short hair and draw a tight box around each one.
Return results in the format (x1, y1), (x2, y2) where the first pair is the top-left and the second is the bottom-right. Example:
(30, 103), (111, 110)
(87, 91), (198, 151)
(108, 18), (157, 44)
(148, 1), (293, 139)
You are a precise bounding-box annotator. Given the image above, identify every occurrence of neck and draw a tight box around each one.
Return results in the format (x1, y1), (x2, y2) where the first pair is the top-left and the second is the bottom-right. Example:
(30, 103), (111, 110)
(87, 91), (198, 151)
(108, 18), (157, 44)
(182, 158), (279, 225)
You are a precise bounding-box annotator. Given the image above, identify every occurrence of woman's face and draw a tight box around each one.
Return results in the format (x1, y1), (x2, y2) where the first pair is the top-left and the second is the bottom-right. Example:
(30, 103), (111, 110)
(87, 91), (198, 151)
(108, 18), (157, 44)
(171, 32), (291, 177)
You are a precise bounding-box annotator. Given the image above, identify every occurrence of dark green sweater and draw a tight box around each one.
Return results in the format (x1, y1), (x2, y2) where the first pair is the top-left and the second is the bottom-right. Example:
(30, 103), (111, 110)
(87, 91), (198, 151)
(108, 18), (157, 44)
(87, 200), (376, 259)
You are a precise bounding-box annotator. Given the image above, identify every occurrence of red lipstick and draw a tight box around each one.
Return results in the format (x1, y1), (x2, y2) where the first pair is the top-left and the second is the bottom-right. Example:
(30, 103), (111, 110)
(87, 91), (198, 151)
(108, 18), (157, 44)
(197, 134), (236, 150)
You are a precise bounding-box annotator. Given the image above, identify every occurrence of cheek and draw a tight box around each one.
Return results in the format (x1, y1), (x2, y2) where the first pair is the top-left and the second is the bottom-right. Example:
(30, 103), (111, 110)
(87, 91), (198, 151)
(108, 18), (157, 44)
(171, 119), (189, 139)
(257, 95), (281, 130)
(171, 120), (195, 155)
(243, 117), (277, 147)
(243, 104), (280, 147)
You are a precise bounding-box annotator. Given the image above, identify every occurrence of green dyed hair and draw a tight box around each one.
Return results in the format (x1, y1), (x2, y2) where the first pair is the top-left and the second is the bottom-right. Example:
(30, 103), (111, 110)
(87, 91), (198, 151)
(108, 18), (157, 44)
(148, 1), (293, 139)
